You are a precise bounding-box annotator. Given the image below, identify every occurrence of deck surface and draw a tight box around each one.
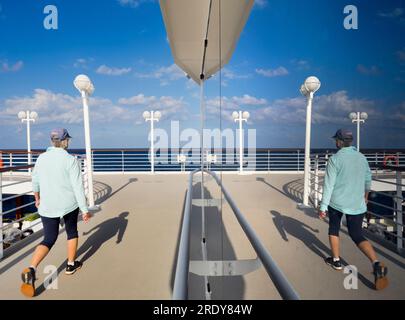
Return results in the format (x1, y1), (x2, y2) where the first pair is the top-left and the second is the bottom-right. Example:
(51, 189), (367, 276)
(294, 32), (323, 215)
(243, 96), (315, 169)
(0, 173), (404, 300)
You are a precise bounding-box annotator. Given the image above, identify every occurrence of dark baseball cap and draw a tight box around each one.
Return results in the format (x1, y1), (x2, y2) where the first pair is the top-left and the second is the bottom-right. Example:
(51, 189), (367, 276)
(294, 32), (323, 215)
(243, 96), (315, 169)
(50, 128), (72, 141)
(332, 129), (353, 141)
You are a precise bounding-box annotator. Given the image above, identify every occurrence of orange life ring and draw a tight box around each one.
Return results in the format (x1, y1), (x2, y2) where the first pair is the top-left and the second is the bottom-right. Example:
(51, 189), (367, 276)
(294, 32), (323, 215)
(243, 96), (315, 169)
(383, 155), (399, 167)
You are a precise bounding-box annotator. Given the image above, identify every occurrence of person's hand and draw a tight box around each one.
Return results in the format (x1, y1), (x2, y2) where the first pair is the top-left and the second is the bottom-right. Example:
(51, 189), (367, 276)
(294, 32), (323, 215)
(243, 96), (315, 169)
(82, 212), (92, 223)
(319, 210), (327, 220)
(35, 199), (40, 208)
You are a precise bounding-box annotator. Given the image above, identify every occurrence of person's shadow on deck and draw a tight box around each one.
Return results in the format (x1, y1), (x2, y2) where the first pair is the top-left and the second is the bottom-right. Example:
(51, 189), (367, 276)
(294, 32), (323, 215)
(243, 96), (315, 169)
(270, 210), (375, 289)
(78, 211), (129, 263)
(35, 212), (129, 296)
(271, 210), (328, 258)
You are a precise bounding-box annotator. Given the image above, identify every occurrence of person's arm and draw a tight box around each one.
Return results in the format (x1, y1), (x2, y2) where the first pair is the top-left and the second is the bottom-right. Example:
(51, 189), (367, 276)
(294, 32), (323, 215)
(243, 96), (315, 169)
(364, 158), (372, 204)
(32, 162), (40, 208)
(319, 156), (338, 215)
(68, 157), (90, 221)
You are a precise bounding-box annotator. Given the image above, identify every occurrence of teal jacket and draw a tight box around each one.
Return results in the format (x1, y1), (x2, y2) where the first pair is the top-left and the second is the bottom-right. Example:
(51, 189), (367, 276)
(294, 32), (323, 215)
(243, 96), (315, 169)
(320, 146), (372, 215)
(32, 147), (88, 218)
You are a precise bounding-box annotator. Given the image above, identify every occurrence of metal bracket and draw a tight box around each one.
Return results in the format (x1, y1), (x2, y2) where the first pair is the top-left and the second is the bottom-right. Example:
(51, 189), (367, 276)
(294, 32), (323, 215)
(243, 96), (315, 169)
(189, 258), (262, 276)
(192, 199), (222, 207)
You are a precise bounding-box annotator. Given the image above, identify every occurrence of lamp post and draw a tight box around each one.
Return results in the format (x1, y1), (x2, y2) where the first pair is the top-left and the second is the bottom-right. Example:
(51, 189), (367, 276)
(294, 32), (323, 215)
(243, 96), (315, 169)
(300, 76), (321, 207)
(232, 110), (250, 174)
(143, 110), (161, 173)
(18, 110), (38, 172)
(73, 74), (96, 209)
(349, 112), (368, 151)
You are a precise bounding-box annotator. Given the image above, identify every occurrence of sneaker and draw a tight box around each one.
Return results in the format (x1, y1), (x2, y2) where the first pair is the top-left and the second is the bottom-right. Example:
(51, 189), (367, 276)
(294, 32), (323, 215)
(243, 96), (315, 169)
(325, 257), (343, 270)
(20, 267), (36, 298)
(65, 261), (82, 275)
(373, 262), (388, 290)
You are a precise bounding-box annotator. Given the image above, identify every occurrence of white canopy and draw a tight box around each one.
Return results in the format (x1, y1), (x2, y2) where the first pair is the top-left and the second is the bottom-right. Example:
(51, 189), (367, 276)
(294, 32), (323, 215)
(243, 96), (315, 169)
(160, 0), (254, 84)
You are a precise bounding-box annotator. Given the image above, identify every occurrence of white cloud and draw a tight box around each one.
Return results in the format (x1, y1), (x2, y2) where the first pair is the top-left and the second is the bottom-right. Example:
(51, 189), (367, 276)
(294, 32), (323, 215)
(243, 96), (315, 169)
(290, 59), (310, 70)
(255, 66), (289, 77)
(356, 64), (380, 75)
(254, 0), (268, 8)
(205, 91), (380, 124)
(254, 91), (379, 124)
(378, 8), (404, 18)
(73, 58), (94, 69)
(397, 48), (405, 62)
(96, 64), (132, 76)
(0, 89), (190, 125)
(118, 94), (188, 119)
(222, 68), (250, 80)
(135, 63), (186, 86)
(1, 60), (24, 72)
(392, 101), (405, 122)
(117, 0), (154, 8)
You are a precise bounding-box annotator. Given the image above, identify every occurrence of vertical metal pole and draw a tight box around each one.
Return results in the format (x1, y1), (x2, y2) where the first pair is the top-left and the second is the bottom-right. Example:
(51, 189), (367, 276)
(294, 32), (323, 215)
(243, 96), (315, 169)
(357, 112), (360, 152)
(0, 172), (3, 260)
(151, 111), (155, 174)
(239, 111), (243, 174)
(297, 150), (300, 172)
(314, 155), (319, 208)
(26, 111), (32, 173)
(81, 91), (95, 208)
(122, 150), (124, 173)
(268, 150), (270, 173)
(303, 92), (313, 206)
(396, 171), (403, 252)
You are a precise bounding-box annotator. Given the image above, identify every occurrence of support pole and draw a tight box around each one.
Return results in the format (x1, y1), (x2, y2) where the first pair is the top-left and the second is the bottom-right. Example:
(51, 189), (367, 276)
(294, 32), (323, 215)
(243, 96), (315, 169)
(303, 92), (313, 206)
(151, 111), (155, 173)
(81, 91), (95, 208)
(396, 171), (403, 252)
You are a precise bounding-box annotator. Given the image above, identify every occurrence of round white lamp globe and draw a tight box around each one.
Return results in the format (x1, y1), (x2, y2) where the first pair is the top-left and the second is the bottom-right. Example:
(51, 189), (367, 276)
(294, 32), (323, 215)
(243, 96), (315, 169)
(304, 76), (321, 93)
(154, 111), (162, 120)
(242, 111), (250, 120)
(30, 111), (38, 120)
(349, 112), (357, 120)
(143, 111), (151, 120)
(18, 111), (26, 120)
(74, 74), (95, 95)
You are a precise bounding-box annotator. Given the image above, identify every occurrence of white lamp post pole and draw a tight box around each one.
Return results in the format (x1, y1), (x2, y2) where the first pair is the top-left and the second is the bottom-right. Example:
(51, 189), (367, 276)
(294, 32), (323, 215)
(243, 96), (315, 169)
(143, 110), (161, 173)
(300, 76), (321, 207)
(349, 112), (368, 151)
(232, 110), (250, 174)
(74, 74), (95, 209)
(18, 110), (38, 173)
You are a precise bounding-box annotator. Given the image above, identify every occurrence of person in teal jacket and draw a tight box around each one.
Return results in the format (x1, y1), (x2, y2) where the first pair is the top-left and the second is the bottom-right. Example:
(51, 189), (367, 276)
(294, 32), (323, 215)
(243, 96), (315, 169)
(20, 128), (92, 298)
(319, 129), (388, 290)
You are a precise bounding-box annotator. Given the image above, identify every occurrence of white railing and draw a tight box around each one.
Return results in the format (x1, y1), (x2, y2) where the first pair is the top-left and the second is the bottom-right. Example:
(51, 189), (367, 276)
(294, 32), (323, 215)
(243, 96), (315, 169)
(2, 149), (404, 173)
(0, 163), (39, 260)
(309, 154), (404, 254)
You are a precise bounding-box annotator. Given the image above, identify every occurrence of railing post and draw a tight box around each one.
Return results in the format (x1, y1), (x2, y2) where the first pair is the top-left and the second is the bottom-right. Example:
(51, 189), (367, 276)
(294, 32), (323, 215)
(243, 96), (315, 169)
(0, 172), (3, 260)
(122, 150), (124, 173)
(395, 170), (403, 253)
(297, 150), (300, 172)
(314, 155), (319, 208)
(9, 153), (13, 176)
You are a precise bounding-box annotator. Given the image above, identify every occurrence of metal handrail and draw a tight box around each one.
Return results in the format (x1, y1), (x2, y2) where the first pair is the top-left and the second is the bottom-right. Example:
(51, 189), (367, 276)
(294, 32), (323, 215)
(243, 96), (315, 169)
(172, 169), (300, 300)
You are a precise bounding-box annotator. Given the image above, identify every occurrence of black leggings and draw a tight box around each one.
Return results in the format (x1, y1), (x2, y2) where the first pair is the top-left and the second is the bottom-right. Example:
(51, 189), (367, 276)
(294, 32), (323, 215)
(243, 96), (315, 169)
(328, 206), (366, 245)
(40, 208), (79, 249)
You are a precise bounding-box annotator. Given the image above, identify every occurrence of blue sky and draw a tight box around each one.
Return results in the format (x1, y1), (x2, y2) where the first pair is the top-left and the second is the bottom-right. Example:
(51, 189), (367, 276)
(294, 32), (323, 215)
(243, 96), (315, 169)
(0, 0), (404, 149)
